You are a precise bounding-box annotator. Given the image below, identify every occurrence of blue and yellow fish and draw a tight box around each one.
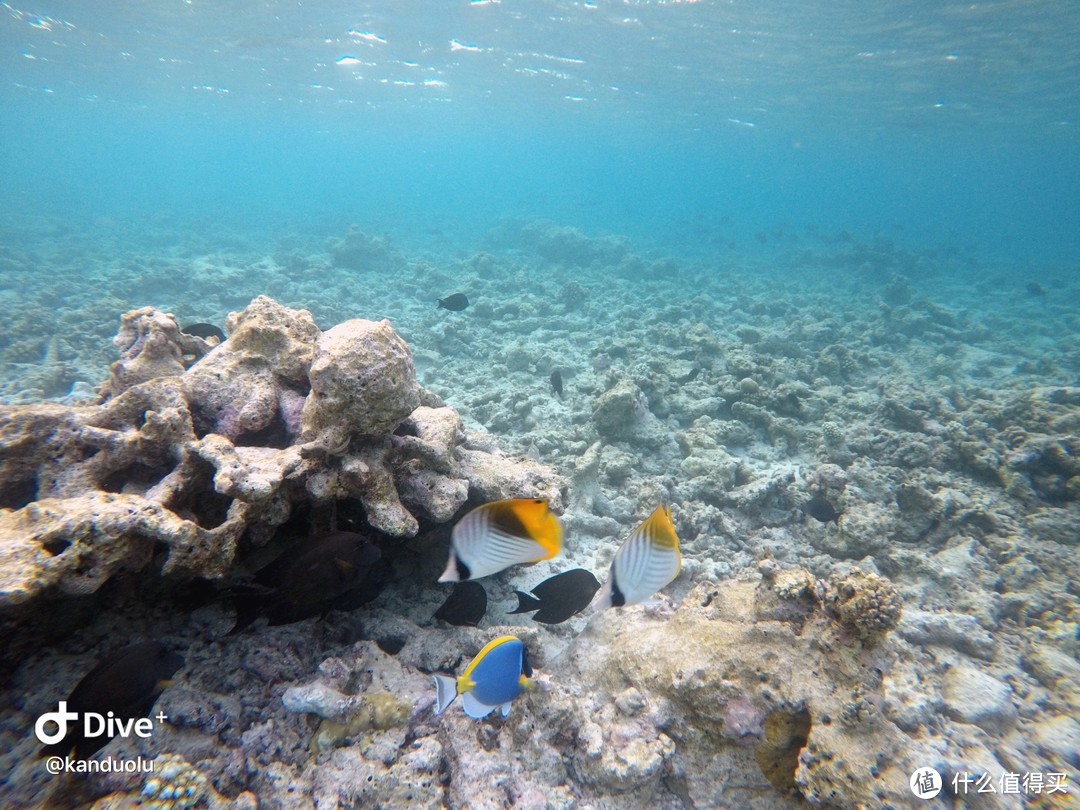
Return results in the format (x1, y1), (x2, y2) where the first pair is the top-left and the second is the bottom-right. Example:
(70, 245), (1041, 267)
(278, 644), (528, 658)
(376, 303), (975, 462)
(432, 635), (534, 719)
(439, 498), (563, 582)
(593, 503), (681, 608)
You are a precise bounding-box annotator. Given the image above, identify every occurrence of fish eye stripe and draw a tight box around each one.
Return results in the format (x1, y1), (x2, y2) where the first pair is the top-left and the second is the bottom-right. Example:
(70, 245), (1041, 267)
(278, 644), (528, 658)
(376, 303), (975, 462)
(486, 503), (531, 538)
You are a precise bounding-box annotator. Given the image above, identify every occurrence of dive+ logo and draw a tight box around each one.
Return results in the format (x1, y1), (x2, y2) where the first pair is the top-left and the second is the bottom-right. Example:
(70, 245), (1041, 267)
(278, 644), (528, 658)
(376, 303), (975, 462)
(35, 701), (167, 746)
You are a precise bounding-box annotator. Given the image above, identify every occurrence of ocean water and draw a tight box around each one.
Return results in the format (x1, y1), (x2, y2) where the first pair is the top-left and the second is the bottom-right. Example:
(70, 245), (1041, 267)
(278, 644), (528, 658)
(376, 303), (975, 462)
(3, 0), (1079, 261)
(1, 2), (1079, 808)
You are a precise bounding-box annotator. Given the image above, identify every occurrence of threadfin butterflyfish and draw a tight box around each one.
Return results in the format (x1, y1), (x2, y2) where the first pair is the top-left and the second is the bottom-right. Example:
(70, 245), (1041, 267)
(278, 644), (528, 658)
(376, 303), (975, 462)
(509, 568), (600, 624)
(432, 635), (533, 718)
(438, 498), (563, 583)
(593, 503), (681, 608)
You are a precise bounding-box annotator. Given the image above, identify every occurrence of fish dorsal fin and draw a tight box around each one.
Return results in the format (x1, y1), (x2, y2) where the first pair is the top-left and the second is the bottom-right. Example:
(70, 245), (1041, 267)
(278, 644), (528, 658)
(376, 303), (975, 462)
(640, 503), (680, 553)
(461, 635), (519, 683)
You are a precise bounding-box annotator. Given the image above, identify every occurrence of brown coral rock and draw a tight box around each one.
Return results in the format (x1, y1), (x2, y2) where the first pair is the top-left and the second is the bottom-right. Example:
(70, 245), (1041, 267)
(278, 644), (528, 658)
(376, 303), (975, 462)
(0, 298), (565, 608)
(560, 578), (914, 808)
(301, 319), (420, 442)
(104, 307), (207, 397)
(183, 296), (320, 442)
(824, 570), (902, 641)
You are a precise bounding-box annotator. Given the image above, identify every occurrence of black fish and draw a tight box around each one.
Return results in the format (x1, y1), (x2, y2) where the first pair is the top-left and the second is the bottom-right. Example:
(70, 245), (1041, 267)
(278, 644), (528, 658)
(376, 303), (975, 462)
(230, 531), (383, 632)
(1026, 282), (1046, 297)
(803, 495), (842, 524)
(181, 322), (226, 342)
(433, 581), (487, 627)
(679, 367), (701, 383)
(509, 568), (601, 624)
(437, 293), (469, 311)
(40, 641), (184, 760)
(550, 369), (563, 399)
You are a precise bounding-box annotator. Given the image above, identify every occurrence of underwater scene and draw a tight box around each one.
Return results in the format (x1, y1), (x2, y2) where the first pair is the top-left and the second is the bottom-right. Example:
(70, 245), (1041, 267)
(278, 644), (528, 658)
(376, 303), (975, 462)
(1, 1), (1078, 808)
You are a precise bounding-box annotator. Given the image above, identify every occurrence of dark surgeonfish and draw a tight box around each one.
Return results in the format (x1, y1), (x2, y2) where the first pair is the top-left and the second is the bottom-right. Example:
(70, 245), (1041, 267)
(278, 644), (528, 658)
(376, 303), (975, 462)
(678, 366), (702, 383)
(180, 322), (226, 342)
(434, 581), (488, 627)
(230, 531), (384, 632)
(39, 641), (184, 760)
(802, 494), (842, 524)
(509, 568), (600, 624)
(550, 370), (564, 399)
(437, 293), (470, 311)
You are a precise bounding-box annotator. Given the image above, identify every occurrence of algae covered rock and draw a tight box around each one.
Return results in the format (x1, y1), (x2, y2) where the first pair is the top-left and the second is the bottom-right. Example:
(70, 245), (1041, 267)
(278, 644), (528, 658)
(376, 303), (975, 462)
(183, 296), (319, 442)
(591, 379), (648, 441)
(552, 577), (916, 808)
(105, 307), (209, 397)
(301, 318), (420, 443)
(823, 570), (902, 641)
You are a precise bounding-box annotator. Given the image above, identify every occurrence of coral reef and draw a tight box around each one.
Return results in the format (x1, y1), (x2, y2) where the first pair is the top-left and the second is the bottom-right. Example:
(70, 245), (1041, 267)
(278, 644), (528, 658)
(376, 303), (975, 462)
(1, 221), (1078, 809)
(0, 297), (565, 609)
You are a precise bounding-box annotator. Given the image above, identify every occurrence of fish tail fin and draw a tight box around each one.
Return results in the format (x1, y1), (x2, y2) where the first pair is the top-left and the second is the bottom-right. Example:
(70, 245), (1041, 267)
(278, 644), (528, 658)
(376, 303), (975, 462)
(227, 596), (263, 635)
(432, 674), (458, 715)
(591, 580), (613, 610)
(508, 590), (542, 615)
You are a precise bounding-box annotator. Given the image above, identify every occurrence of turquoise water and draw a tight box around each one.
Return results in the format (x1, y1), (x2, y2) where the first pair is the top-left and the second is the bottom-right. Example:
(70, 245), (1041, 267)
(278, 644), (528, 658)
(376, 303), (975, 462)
(3, 0), (1078, 263)
(2, 4), (1079, 808)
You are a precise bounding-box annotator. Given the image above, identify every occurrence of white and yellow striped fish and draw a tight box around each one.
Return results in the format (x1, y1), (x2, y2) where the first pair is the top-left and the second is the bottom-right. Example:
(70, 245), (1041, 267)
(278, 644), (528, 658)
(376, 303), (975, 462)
(439, 498), (563, 583)
(593, 503), (681, 608)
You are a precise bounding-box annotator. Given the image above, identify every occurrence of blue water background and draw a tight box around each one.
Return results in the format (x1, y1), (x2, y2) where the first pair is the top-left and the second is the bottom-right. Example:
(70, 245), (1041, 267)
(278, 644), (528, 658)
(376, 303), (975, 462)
(2, 0), (1078, 267)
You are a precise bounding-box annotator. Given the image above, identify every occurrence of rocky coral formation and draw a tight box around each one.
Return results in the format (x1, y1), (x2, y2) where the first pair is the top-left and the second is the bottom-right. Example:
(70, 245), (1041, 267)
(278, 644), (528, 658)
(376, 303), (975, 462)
(113, 573), (909, 809)
(822, 569), (903, 642)
(0, 297), (565, 609)
(181, 295), (320, 443)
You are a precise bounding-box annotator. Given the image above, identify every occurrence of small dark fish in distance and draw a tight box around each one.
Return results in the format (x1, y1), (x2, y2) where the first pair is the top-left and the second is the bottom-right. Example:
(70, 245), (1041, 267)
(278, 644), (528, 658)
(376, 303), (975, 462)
(438, 293), (470, 311)
(803, 494), (842, 524)
(678, 367), (701, 383)
(509, 568), (601, 624)
(1026, 282), (1046, 297)
(550, 369), (563, 398)
(39, 641), (184, 759)
(433, 581), (487, 627)
(181, 322), (226, 342)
